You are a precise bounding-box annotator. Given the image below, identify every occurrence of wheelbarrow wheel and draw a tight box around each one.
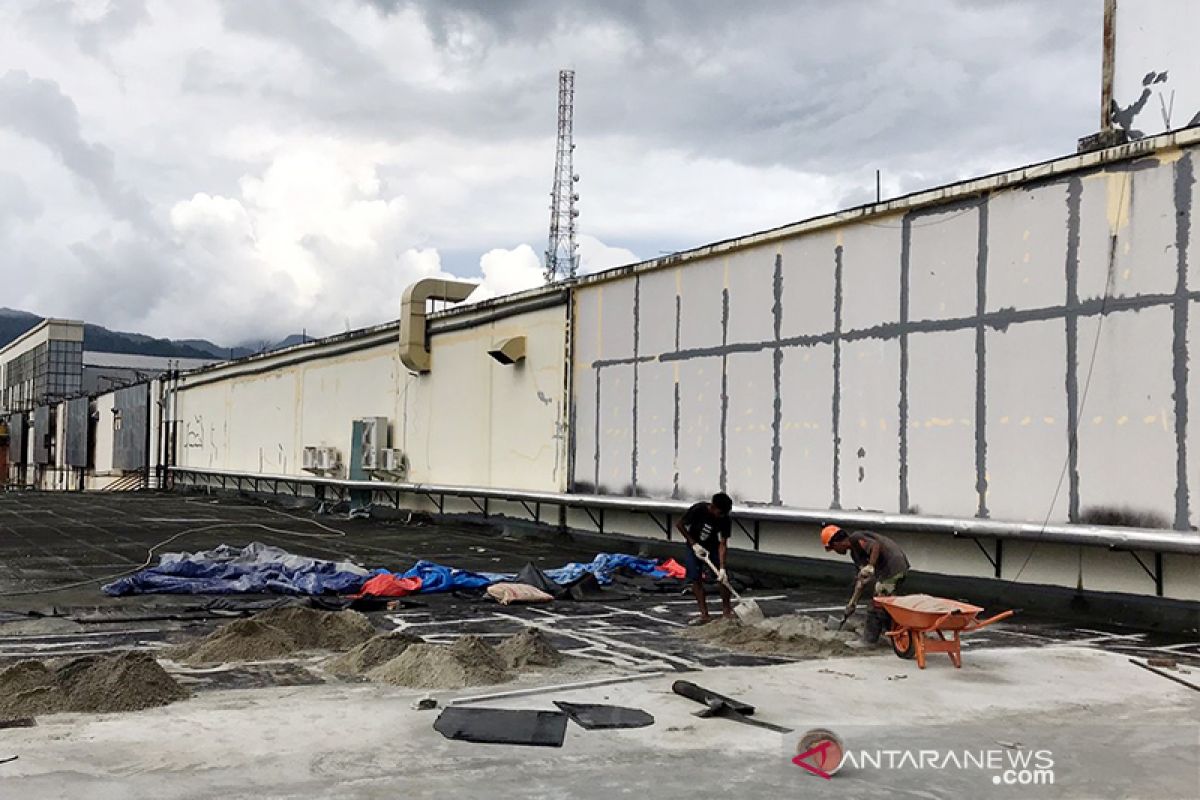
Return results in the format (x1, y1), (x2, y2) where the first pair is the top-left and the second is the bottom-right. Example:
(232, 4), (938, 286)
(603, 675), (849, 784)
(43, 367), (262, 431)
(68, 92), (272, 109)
(891, 623), (916, 660)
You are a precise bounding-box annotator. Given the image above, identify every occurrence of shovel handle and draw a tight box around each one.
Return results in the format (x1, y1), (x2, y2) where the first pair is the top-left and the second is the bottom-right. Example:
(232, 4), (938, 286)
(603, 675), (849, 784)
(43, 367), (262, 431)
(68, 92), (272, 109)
(697, 551), (741, 600)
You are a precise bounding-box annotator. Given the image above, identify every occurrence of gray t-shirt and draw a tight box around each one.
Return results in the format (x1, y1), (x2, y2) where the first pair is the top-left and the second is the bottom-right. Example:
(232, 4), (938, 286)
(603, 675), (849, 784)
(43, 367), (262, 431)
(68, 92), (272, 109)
(846, 531), (910, 580)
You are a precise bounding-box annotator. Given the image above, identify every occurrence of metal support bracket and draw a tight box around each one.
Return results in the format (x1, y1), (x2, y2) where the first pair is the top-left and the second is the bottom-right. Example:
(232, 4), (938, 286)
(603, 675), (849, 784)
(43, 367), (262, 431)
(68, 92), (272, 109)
(583, 506), (605, 534)
(1125, 550), (1165, 597)
(734, 518), (761, 550)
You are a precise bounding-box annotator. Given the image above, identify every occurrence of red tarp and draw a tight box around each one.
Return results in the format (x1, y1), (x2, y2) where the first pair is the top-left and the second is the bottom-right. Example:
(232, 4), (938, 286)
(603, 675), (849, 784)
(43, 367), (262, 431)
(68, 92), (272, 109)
(356, 573), (423, 597)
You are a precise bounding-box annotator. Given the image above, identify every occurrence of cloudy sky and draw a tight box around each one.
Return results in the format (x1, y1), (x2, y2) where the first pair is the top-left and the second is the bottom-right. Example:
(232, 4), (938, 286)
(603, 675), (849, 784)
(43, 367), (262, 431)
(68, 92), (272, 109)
(0, 0), (1100, 343)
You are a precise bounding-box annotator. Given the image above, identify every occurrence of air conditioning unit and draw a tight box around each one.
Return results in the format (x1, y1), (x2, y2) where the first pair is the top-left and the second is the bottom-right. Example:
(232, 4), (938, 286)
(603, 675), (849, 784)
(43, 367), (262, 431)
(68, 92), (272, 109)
(359, 416), (388, 471)
(382, 448), (407, 476)
(316, 446), (341, 471)
(302, 446), (320, 471)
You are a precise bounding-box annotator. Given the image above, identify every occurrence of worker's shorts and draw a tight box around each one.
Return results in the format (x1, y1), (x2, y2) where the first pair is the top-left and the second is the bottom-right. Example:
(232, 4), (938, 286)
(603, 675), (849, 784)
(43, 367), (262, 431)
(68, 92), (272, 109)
(683, 549), (717, 584)
(874, 571), (906, 597)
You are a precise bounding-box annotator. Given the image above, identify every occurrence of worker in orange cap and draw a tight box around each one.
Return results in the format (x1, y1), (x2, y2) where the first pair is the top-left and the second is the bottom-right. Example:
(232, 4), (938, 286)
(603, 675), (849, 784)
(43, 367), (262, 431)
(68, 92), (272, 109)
(821, 524), (910, 645)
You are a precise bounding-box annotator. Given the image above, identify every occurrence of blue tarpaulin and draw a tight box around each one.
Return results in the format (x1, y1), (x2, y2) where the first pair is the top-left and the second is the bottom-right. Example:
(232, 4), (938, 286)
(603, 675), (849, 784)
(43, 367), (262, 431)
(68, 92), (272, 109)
(103, 545), (670, 597)
(102, 542), (371, 597)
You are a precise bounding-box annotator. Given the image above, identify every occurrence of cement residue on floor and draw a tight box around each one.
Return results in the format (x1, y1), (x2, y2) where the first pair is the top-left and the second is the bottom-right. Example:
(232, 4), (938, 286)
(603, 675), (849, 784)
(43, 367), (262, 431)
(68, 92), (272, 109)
(681, 615), (865, 658)
(495, 628), (563, 669)
(168, 607), (376, 665)
(0, 651), (188, 720)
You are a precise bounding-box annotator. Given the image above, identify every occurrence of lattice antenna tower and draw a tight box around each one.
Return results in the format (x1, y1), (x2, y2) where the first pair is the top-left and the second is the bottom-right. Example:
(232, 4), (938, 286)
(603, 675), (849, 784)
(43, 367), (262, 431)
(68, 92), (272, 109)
(544, 69), (579, 283)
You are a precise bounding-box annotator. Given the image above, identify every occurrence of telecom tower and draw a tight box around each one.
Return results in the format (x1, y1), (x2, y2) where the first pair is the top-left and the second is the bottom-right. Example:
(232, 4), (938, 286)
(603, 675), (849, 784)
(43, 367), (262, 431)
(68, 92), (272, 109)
(544, 70), (579, 283)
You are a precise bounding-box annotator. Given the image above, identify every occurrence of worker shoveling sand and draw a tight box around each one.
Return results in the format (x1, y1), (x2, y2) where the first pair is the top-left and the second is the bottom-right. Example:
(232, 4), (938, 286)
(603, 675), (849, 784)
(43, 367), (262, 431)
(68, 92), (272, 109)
(368, 635), (512, 689)
(682, 616), (864, 658)
(169, 607), (377, 665)
(0, 651), (188, 721)
(326, 632), (425, 676)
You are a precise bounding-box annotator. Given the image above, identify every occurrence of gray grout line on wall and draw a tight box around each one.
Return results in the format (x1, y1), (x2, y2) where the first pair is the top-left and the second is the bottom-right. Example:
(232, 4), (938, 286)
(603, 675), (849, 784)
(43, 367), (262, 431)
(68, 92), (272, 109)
(1065, 176), (1082, 523)
(672, 292), (681, 499)
(719, 287), (729, 493)
(1172, 153), (1193, 531)
(631, 275), (640, 494)
(831, 244), (843, 510)
(898, 214), (912, 514)
(975, 197), (990, 519)
(771, 253), (784, 506)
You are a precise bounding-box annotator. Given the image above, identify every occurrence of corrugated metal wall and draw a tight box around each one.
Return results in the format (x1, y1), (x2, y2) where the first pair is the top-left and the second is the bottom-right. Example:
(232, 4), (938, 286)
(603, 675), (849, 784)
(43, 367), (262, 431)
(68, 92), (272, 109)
(112, 385), (148, 471)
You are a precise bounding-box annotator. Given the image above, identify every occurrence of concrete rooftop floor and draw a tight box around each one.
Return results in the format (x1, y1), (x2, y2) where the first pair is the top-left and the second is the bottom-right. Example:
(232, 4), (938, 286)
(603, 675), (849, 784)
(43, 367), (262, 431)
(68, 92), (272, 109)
(0, 491), (1197, 798)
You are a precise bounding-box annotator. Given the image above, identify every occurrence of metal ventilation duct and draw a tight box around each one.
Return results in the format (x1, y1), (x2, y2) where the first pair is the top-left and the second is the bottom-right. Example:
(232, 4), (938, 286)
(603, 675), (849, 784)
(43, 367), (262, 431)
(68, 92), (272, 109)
(399, 278), (479, 373)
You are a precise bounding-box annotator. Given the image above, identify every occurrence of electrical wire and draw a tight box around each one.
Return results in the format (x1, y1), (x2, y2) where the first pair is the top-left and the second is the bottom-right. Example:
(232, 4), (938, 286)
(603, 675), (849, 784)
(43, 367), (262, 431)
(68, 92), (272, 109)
(1007, 172), (1128, 585)
(0, 515), (349, 598)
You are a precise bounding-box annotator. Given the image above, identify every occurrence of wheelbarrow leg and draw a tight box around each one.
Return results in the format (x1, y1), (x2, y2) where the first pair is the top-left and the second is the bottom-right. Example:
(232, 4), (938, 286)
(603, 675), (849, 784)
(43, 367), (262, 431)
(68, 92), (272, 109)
(951, 632), (962, 668)
(915, 631), (927, 669)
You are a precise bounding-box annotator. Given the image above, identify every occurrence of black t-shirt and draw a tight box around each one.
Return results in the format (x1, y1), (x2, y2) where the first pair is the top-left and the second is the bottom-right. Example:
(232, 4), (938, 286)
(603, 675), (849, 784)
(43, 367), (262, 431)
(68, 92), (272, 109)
(846, 531), (910, 579)
(681, 502), (731, 552)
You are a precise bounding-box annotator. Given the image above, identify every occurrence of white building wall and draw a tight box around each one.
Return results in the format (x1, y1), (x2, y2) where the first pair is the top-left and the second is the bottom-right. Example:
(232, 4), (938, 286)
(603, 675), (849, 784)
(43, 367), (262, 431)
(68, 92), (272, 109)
(174, 304), (568, 491)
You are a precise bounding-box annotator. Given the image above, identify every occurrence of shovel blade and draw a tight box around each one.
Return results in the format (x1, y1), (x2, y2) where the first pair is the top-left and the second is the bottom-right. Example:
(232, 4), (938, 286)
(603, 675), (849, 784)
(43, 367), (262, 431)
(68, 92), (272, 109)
(734, 599), (764, 625)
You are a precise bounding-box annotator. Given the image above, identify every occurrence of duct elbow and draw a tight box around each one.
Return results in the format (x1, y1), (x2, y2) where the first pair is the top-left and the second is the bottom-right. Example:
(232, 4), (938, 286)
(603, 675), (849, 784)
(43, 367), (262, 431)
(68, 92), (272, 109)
(399, 278), (478, 373)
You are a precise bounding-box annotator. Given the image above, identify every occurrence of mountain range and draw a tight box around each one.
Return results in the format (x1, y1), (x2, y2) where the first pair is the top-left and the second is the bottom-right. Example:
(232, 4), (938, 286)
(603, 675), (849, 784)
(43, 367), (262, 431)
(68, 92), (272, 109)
(0, 308), (310, 361)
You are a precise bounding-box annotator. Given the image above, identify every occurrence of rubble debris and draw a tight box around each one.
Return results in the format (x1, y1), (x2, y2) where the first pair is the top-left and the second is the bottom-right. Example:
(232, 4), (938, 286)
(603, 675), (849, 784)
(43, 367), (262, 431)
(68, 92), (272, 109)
(553, 701), (654, 730)
(326, 632), (424, 676)
(368, 635), (512, 689)
(433, 707), (568, 747)
(496, 628), (564, 669)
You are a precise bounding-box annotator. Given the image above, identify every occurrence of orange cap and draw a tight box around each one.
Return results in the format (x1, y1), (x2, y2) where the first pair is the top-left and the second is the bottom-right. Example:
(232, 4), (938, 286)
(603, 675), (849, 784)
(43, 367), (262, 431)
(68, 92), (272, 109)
(820, 524), (842, 549)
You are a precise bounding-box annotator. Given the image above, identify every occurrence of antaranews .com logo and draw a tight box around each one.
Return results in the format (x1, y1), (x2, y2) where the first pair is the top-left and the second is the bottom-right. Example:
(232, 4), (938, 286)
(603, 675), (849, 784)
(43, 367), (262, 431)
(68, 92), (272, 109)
(791, 728), (1055, 787)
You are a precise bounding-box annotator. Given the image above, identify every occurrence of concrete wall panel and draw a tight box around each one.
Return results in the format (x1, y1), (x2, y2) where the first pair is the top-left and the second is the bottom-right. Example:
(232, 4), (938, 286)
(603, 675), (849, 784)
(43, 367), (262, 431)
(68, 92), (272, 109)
(839, 220), (902, 331)
(636, 267), (679, 357)
(597, 364), (633, 493)
(726, 246), (776, 345)
(777, 345), (835, 509)
(838, 338), (900, 512)
(1076, 307), (1177, 521)
(675, 356), (722, 501)
(908, 205), (980, 321)
(985, 320), (1069, 523)
(778, 232), (836, 339)
(634, 360), (675, 497)
(677, 257), (726, 352)
(906, 330), (977, 518)
(725, 351), (773, 503)
(987, 185), (1067, 313)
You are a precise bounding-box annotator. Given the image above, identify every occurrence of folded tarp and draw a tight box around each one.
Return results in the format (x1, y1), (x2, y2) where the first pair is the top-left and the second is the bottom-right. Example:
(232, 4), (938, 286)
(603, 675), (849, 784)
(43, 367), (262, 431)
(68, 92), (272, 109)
(394, 560), (510, 594)
(355, 573), (423, 598)
(540, 553), (666, 586)
(102, 542), (371, 597)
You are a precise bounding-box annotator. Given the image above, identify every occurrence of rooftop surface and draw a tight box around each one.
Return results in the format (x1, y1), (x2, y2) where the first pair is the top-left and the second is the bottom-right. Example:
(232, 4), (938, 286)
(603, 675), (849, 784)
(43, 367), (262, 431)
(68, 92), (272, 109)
(0, 491), (1196, 798)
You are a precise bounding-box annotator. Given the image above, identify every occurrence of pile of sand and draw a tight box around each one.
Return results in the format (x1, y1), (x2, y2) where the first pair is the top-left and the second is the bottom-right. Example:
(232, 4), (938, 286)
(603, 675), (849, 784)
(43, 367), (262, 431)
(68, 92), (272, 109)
(254, 607), (376, 650)
(172, 619), (299, 665)
(682, 616), (860, 658)
(368, 635), (512, 689)
(326, 632), (424, 676)
(0, 651), (188, 720)
(496, 628), (563, 669)
(169, 607), (377, 665)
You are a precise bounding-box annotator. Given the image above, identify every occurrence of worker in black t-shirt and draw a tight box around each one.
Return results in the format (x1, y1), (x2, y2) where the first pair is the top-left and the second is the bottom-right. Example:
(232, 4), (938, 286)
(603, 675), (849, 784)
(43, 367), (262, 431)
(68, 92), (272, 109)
(674, 493), (734, 624)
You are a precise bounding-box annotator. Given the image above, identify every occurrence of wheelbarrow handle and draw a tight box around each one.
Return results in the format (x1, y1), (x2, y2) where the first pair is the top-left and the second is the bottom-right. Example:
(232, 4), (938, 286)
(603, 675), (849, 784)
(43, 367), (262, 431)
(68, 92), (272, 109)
(969, 609), (1017, 630)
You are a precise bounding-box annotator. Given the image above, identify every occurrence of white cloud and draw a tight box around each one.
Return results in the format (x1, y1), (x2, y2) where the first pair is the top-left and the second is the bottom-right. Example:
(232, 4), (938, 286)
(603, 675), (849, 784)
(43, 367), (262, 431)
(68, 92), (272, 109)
(0, 0), (1100, 344)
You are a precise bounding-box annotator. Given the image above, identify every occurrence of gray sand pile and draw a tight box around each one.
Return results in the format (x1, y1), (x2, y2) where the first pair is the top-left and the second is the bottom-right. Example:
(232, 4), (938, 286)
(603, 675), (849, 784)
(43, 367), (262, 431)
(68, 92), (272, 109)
(496, 628), (563, 669)
(368, 635), (512, 689)
(0, 661), (66, 719)
(326, 632), (424, 676)
(0, 651), (188, 720)
(59, 652), (189, 713)
(682, 616), (860, 658)
(169, 607), (377, 665)
(170, 618), (299, 665)
(254, 607), (376, 650)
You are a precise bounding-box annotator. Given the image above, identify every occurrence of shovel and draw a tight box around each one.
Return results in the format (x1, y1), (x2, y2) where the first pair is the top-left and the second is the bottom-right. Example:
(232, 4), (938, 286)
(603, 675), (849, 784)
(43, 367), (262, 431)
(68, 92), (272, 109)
(697, 551), (764, 624)
(825, 579), (865, 632)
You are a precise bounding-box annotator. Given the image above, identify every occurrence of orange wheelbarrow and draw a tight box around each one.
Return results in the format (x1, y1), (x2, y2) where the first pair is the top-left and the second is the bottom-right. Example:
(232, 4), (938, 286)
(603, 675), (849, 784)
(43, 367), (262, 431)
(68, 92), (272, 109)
(873, 594), (1015, 669)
